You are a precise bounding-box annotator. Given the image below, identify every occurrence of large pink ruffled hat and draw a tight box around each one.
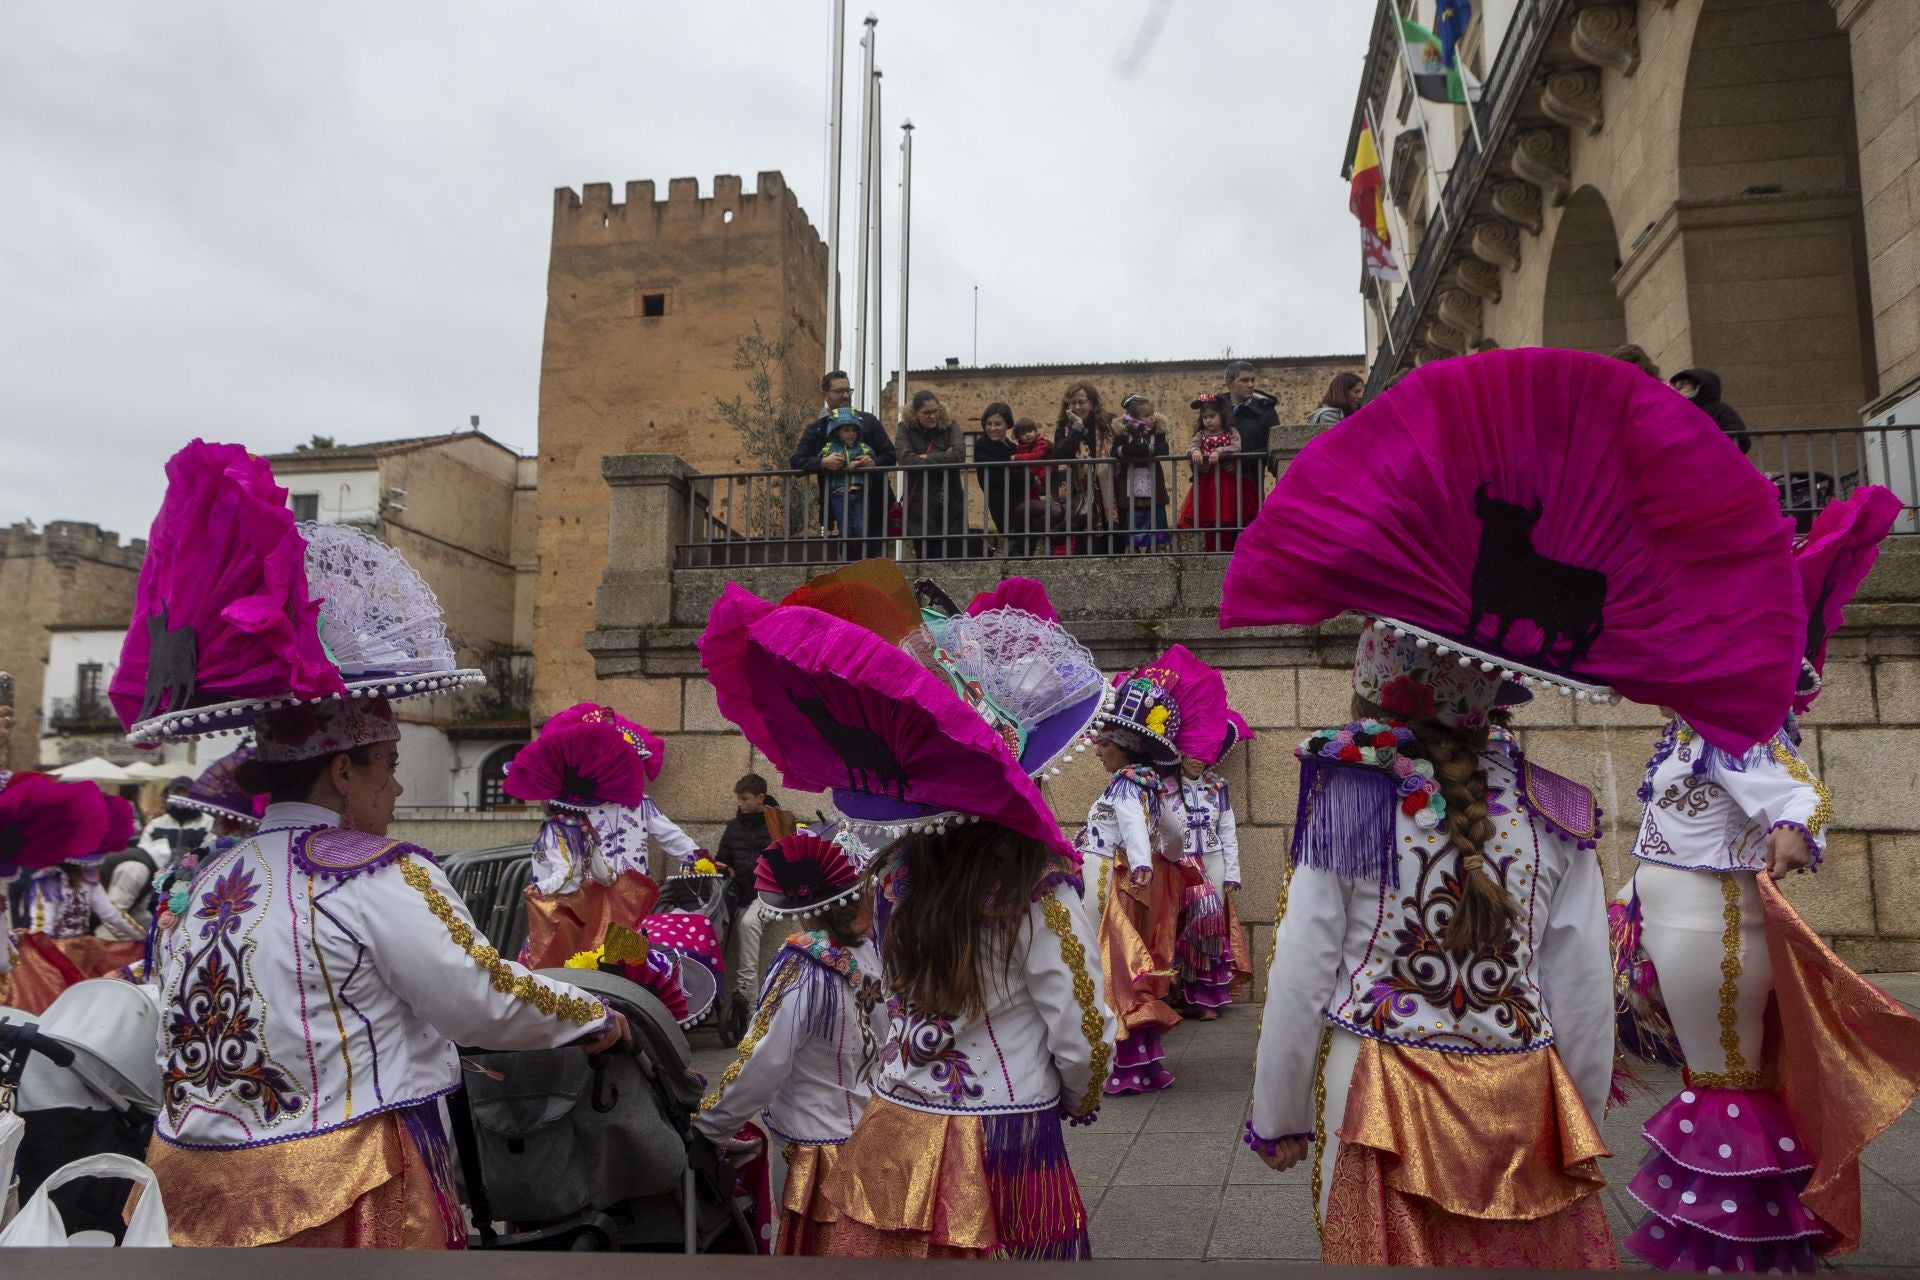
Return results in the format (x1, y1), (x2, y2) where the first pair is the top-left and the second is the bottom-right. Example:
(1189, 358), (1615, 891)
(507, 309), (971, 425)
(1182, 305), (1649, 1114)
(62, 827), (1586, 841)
(1792, 485), (1902, 714)
(0, 773), (116, 875)
(112, 441), (483, 746)
(698, 562), (1100, 859)
(1095, 645), (1230, 768)
(1221, 349), (1804, 753)
(503, 702), (653, 811)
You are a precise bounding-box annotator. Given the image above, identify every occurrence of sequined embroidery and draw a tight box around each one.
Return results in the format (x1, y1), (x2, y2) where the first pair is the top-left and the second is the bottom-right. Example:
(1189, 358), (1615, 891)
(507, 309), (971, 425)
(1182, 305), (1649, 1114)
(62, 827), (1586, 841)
(1691, 874), (1762, 1090)
(700, 960), (803, 1111)
(1040, 892), (1111, 1114)
(1310, 1025), (1333, 1236)
(1769, 741), (1832, 838)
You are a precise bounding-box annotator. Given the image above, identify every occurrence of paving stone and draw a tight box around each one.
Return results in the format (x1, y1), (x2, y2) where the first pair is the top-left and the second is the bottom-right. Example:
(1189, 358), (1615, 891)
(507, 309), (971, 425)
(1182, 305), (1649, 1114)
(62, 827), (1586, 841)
(1205, 1184), (1324, 1260)
(1088, 1092), (1153, 1135)
(1062, 1129), (1135, 1191)
(1141, 1088), (1257, 1133)
(1227, 1138), (1312, 1186)
(1113, 1128), (1238, 1187)
(1088, 1184), (1222, 1259)
(1154, 1053), (1258, 1094)
(1849, 1168), (1920, 1269)
(1860, 1111), (1920, 1188)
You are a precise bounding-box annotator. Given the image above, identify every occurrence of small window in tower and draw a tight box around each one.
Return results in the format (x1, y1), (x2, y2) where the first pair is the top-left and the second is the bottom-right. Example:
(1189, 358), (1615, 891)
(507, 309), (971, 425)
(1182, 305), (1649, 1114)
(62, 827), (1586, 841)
(641, 293), (667, 317)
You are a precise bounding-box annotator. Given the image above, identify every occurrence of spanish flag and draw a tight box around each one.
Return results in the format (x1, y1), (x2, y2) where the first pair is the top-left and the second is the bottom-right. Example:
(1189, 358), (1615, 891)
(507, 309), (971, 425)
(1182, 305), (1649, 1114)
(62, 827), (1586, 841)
(1348, 124), (1401, 282)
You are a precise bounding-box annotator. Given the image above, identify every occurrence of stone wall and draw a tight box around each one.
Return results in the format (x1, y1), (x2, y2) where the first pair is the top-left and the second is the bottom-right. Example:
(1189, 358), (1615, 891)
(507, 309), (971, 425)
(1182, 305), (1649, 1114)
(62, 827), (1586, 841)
(585, 463), (1920, 976)
(0, 522), (144, 770)
(533, 173), (827, 720)
(875, 356), (1364, 438)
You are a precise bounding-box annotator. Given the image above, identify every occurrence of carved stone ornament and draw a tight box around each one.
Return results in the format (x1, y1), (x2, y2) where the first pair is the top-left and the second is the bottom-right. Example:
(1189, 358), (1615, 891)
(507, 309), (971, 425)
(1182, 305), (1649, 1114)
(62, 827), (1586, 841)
(1511, 129), (1572, 207)
(1490, 179), (1544, 235)
(1470, 218), (1523, 272)
(1453, 257), (1504, 303)
(1542, 68), (1604, 136)
(1437, 288), (1483, 341)
(1572, 5), (1639, 77)
(1425, 319), (1470, 356)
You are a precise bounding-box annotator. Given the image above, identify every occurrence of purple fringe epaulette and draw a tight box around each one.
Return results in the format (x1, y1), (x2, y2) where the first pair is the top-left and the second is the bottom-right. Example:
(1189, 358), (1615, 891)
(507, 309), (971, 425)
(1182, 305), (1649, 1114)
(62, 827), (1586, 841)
(1514, 760), (1603, 850)
(1031, 866), (1085, 902)
(293, 828), (438, 881)
(1289, 755), (1400, 888)
(1103, 766), (1163, 825)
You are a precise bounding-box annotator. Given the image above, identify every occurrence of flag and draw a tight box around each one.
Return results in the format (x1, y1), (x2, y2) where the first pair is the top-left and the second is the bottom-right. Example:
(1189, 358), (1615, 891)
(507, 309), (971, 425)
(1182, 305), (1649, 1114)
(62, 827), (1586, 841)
(1435, 1), (1482, 104)
(1348, 124), (1402, 283)
(1397, 17), (1452, 104)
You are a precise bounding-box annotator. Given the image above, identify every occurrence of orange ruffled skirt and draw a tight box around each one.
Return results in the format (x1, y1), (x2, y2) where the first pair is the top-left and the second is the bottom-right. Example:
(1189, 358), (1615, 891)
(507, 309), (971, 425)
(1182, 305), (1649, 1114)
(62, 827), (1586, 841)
(818, 1097), (1090, 1259)
(522, 870), (659, 971)
(778, 1141), (853, 1256)
(0, 934), (146, 1014)
(1320, 1037), (1618, 1269)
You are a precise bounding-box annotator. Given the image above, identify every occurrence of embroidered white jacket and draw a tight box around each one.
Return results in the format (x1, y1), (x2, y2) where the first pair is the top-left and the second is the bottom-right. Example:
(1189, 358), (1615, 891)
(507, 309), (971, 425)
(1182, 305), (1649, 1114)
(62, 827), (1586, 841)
(873, 875), (1115, 1118)
(1250, 750), (1614, 1142)
(693, 936), (888, 1146)
(1178, 773), (1241, 886)
(1074, 769), (1186, 877)
(1631, 723), (1829, 874)
(154, 803), (608, 1151)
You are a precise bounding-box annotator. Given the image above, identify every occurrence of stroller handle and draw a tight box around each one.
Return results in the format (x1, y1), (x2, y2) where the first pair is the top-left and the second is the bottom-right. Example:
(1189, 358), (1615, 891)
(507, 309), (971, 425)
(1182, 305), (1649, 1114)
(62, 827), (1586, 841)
(0, 1018), (78, 1071)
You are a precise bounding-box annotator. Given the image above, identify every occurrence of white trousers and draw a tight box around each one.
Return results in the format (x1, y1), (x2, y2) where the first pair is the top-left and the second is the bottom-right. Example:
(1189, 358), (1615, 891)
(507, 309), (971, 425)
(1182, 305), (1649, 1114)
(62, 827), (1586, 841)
(1633, 863), (1772, 1076)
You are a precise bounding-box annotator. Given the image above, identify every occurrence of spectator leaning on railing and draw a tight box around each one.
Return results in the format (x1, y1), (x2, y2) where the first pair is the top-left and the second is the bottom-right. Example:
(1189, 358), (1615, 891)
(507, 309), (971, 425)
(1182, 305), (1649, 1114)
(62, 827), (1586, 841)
(792, 369), (895, 555)
(974, 401), (1021, 542)
(1306, 372), (1364, 427)
(898, 389), (969, 559)
(1224, 360), (1281, 479)
(1051, 381), (1119, 554)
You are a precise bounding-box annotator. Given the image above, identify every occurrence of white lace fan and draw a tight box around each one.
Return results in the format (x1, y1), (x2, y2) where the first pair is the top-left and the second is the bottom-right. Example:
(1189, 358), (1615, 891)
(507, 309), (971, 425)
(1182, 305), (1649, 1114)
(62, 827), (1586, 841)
(300, 521), (458, 676)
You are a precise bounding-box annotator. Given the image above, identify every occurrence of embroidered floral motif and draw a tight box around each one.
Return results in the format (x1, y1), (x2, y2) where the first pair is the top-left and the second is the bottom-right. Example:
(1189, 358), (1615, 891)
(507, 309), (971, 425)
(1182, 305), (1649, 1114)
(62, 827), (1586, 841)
(1657, 774), (1724, 818)
(887, 1009), (984, 1105)
(164, 864), (306, 1125)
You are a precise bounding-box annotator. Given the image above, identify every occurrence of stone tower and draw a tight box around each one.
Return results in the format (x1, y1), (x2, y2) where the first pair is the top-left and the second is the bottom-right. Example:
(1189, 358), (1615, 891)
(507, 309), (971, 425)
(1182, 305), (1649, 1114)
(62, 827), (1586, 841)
(533, 173), (827, 719)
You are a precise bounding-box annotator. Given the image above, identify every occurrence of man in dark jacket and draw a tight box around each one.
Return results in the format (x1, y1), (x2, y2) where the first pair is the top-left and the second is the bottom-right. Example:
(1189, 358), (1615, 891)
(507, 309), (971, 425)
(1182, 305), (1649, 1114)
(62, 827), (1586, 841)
(1224, 360), (1282, 486)
(1670, 368), (1750, 454)
(792, 370), (896, 557)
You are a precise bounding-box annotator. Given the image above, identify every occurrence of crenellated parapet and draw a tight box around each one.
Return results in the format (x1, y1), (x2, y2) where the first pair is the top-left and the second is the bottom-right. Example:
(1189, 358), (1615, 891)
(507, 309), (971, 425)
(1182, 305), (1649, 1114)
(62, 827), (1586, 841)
(549, 171), (827, 275)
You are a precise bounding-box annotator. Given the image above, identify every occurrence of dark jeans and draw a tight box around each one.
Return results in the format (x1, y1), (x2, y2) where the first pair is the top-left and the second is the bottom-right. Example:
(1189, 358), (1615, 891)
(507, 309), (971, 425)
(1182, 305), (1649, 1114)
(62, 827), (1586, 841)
(826, 485), (885, 559)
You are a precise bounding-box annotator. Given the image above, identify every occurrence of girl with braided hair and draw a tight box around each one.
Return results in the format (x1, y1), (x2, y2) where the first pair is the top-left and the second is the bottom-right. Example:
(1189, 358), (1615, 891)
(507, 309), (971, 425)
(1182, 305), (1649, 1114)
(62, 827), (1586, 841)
(1245, 622), (1617, 1267)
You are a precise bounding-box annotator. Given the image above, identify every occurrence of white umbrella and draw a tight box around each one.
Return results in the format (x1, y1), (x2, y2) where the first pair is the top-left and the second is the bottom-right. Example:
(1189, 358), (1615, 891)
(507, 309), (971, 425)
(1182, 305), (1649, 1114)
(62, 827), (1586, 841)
(120, 760), (183, 782)
(47, 756), (141, 784)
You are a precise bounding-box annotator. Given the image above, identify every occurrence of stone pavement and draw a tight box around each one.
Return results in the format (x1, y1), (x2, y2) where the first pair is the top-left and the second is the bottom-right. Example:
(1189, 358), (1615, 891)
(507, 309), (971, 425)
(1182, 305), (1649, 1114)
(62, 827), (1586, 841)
(691, 972), (1920, 1268)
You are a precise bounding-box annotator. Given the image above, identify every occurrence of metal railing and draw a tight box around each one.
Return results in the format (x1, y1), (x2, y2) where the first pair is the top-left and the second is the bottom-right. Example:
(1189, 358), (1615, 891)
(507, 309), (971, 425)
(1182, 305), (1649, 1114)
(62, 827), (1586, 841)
(678, 451), (1282, 568)
(47, 696), (118, 732)
(675, 424), (1919, 568)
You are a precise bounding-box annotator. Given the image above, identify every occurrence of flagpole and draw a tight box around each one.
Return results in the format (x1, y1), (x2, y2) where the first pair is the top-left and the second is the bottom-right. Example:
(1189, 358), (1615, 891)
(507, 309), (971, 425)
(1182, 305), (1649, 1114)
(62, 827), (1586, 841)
(852, 17), (876, 410)
(823, 0), (847, 374)
(897, 120), (914, 430)
(1389, 16), (1453, 233)
(1364, 97), (1421, 300)
(1368, 271), (1398, 362)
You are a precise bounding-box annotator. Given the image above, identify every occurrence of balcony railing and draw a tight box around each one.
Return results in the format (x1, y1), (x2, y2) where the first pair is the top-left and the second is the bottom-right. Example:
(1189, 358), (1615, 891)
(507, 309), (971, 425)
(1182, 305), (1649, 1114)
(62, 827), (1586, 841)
(678, 453), (1281, 569)
(675, 424), (1918, 569)
(47, 696), (118, 733)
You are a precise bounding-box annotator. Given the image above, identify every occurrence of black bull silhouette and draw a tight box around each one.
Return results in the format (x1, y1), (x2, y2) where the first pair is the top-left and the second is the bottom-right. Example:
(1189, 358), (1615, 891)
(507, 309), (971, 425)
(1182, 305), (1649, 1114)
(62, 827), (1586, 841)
(1466, 484), (1607, 670)
(788, 691), (911, 799)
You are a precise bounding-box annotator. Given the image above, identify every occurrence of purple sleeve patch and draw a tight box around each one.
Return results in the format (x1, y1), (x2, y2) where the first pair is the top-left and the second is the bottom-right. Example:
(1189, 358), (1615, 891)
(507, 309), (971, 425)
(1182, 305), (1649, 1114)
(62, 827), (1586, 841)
(293, 829), (437, 880)
(1516, 762), (1602, 848)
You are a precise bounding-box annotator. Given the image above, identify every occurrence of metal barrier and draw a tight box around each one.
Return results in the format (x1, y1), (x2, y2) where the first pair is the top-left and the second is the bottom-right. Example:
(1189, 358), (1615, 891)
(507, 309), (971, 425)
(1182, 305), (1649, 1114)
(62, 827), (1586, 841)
(677, 424), (1919, 568)
(678, 451), (1279, 568)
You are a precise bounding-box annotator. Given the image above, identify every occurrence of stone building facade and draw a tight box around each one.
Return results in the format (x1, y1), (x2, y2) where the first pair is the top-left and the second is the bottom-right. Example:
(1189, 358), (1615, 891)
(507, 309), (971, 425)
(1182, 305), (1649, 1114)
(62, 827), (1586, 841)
(1353, 0), (1918, 429)
(532, 173), (829, 721)
(0, 521), (143, 770)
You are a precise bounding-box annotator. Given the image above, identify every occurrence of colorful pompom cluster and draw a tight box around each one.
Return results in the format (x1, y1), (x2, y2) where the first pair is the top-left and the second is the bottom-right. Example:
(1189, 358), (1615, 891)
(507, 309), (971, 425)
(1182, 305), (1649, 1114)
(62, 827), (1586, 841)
(1297, 718), (1447, 831)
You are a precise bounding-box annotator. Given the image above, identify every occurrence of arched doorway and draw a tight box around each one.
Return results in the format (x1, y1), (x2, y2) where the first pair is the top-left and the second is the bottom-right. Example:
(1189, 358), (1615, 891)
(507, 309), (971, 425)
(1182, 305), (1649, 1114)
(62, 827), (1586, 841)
(1542, 187), (1627, 354)
(477, 743), (522, 811)
(1675, 0), (1871, 425)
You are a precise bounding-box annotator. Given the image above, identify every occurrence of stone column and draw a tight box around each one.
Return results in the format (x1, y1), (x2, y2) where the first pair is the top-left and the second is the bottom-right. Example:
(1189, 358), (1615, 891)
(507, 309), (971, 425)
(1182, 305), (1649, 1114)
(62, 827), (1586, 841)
(596, 454), (700, 631)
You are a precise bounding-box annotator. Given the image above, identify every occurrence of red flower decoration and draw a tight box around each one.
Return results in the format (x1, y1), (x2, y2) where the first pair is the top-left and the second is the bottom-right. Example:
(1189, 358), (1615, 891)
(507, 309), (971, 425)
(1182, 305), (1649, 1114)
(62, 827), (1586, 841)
(1337, 745), (1364, 763)
(1378, 676), (1436, 722)
(1371, 731), (1398, 748)
(1400, 793), (1428, 817)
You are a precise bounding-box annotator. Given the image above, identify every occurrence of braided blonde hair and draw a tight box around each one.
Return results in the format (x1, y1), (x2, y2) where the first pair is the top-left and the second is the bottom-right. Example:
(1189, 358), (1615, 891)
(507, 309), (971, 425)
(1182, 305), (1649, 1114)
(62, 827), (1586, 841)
(1352, 695), (1517, 953)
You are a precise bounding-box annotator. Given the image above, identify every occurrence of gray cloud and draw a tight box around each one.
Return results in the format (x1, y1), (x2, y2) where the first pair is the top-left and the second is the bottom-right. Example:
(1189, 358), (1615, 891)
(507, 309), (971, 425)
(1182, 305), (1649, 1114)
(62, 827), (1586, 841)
(0, 1), (1369, 535)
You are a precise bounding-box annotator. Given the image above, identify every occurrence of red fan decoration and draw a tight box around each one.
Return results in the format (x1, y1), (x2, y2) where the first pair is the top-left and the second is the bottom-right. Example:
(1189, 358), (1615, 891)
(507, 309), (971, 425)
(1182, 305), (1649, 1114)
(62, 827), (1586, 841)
(1136, 645), (1231, 764)
(503, 718), (648, 810)
(1221, 349), (1803, 753)
(0, 774), (113, 873)
(968, 577), (1059, 624)
(109, 441), (344, 732)
(1793, 486), (1902, 714)
(754, 831), (861, 908)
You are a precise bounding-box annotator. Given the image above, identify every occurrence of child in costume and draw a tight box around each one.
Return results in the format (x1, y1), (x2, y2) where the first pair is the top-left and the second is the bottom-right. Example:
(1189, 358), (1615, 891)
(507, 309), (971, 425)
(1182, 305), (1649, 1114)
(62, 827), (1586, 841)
(694, 828), (887, 1256)
(1079, 647), (1222, 1094)
(116, 444), (622, 1248)
(1175, 706), (1255, 1017)
(700, 563), (1114, 1259)
(506, 703), (664, 970)
(1615, 486), (1920, 1273)
(0, 774), (137, 1012)
(1223, 348), (1819, 1267)
(1176, 393), (1258, 552)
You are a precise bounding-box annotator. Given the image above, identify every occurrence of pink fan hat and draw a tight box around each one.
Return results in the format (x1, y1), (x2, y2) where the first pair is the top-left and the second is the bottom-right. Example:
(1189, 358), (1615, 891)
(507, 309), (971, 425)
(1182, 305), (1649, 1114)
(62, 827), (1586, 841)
(968, 577), (1059, 624)
(111, 441), (344, 739)
(1216, 708), (1255, 765)
(179, 744), (267, 828)
(1135, 645), (1231, 764)
(755, 830), (865, 918)
(544, 702), (664, 782)
(92, 792), (138, 858)
(698, 581), (1075, 861)
(1793, 486), (1902, 713)
(0, 773), (113, 874)
(503, 717), (649, 811)
(1220, 348), (1803, 754)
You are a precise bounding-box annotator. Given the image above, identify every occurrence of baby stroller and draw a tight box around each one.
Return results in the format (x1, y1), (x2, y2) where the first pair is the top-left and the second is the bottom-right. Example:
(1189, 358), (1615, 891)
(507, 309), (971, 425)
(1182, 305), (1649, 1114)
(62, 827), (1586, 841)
(450, 966), (762, 1252)
(644, 871), (743, 1044)
(2, 979), (163, 1241)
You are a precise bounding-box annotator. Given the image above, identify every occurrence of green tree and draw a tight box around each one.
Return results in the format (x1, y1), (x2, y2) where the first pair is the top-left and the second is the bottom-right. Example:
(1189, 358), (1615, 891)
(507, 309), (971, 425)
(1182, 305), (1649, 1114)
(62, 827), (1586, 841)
(712, 321), (815, 473)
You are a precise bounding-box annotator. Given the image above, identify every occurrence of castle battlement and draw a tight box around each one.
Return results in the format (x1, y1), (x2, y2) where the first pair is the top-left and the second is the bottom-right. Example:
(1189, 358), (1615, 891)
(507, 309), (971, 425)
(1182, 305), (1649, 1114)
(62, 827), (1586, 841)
(0, 520), (147, 569)
(551, 171), (825, 268)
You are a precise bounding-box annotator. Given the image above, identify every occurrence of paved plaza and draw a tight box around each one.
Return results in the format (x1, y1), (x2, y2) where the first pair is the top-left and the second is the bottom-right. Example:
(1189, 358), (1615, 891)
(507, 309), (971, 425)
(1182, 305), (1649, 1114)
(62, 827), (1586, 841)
(693, 973), (1920, 1269)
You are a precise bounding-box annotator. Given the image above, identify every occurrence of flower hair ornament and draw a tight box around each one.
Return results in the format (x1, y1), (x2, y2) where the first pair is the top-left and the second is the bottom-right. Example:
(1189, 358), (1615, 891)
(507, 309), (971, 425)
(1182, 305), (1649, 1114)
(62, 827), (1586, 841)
(113, 440), (483, 747)
(1221, 348), (1806, 754)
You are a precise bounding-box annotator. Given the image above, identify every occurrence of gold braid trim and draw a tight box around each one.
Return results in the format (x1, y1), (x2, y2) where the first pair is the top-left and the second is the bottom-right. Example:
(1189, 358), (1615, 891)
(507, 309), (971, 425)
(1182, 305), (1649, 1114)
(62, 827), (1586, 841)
(396, 856), (604, 1026)
(699, 961), (804, 1112)
(1770, 741), (1833, 838)
(1041, 893), (1113, 1113)
(1692, 874), (1762, 1090)
(1309, 1024), (1333, 1237)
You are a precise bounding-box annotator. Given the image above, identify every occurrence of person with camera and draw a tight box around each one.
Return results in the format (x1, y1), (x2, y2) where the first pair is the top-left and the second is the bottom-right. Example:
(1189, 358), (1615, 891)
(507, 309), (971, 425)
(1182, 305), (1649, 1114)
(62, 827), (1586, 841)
(1113, 393), (1171, 552)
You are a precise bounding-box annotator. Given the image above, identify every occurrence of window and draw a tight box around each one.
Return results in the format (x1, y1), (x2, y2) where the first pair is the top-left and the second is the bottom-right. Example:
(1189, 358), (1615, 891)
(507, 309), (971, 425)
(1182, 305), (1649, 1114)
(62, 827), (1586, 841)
(477, 744), (522, 811)
(640, 292), (667, 317)
(291, 493), (320, 522)
(75, 662), (102, 709)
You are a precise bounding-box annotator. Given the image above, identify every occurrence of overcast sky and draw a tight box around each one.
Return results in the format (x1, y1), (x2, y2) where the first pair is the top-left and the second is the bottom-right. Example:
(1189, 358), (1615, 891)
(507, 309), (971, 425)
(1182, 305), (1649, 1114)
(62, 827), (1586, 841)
(1, 1), (1371, 535)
